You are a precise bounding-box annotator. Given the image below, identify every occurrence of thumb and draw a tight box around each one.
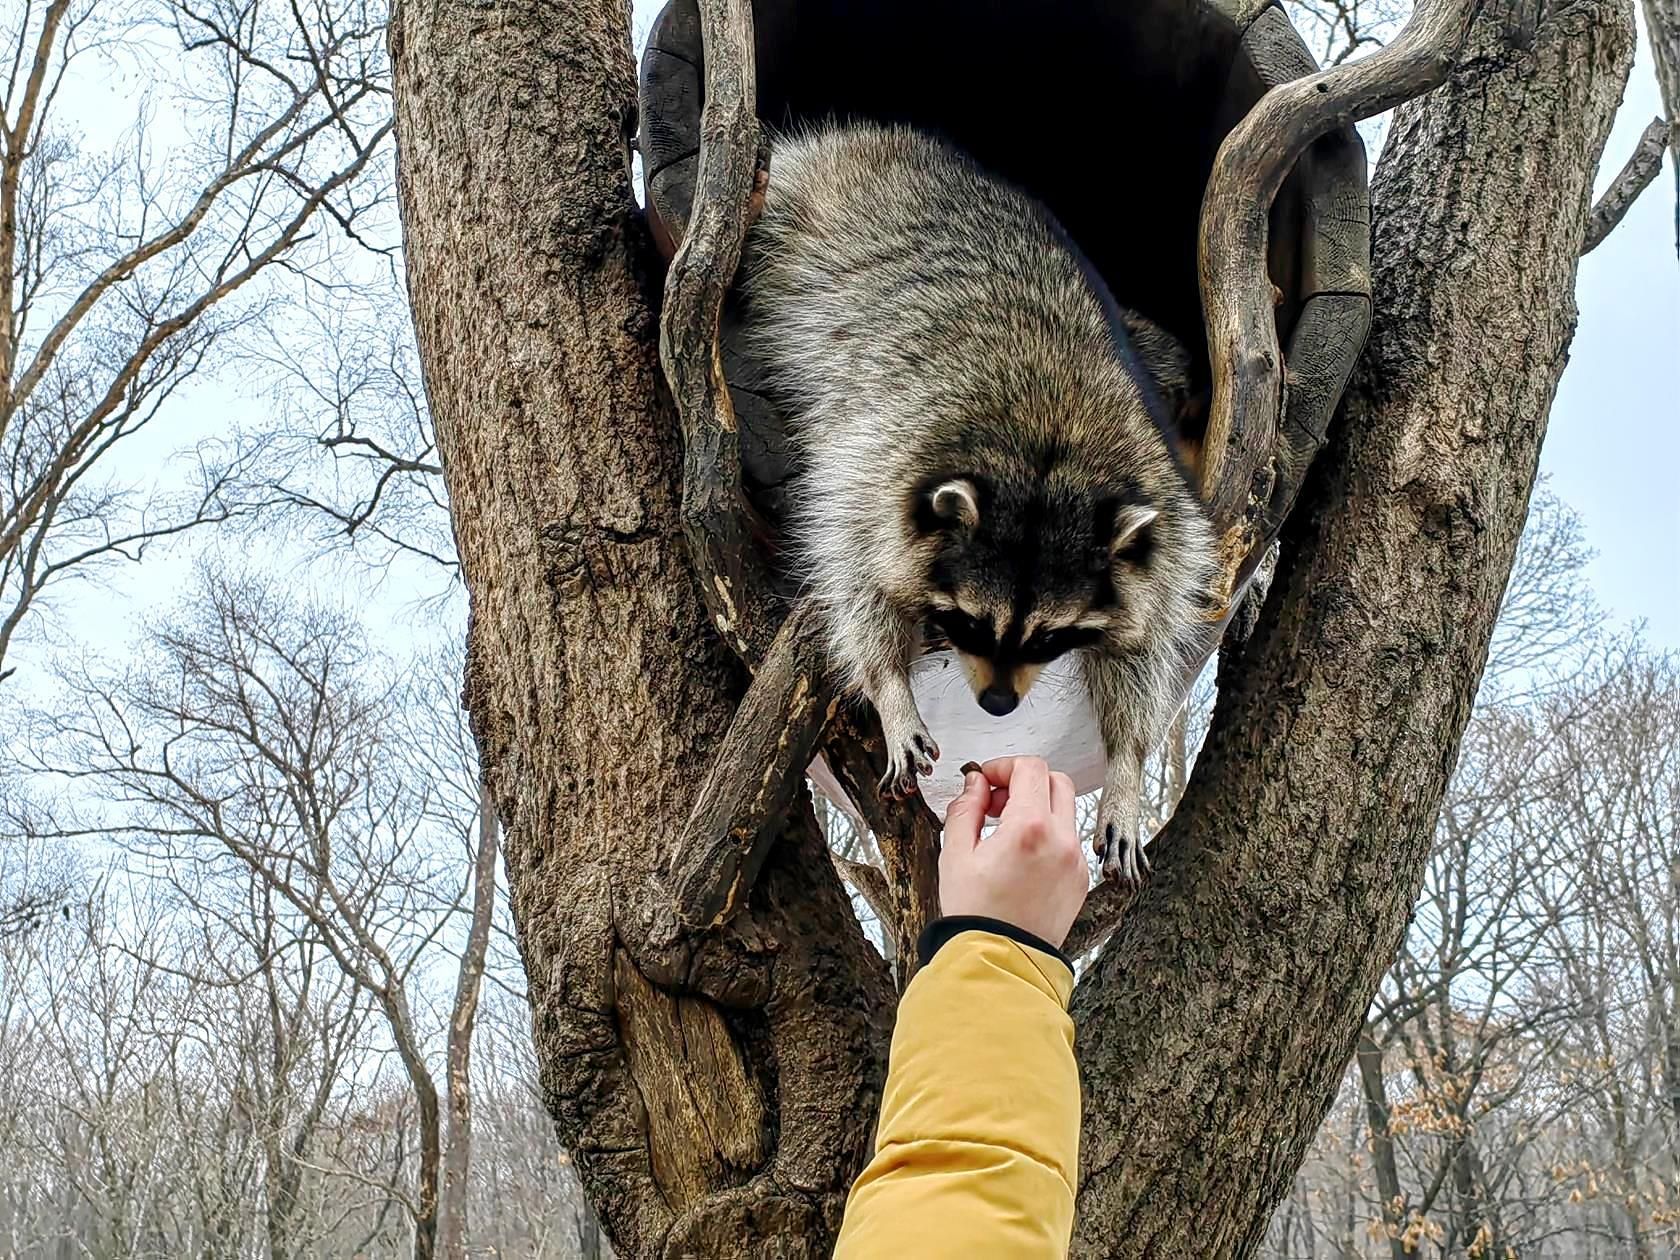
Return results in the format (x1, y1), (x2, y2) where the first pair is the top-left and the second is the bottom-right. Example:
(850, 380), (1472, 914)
(942, 764), (989, 851)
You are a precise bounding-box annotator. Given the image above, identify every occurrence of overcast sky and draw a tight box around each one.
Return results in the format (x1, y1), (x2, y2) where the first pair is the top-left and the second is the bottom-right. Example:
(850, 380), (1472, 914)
(1543, 30), (1678, 648)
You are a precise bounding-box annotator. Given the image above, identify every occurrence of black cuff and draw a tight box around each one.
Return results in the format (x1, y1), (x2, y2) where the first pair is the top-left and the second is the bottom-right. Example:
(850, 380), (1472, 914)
(916, 916), (1073, 973)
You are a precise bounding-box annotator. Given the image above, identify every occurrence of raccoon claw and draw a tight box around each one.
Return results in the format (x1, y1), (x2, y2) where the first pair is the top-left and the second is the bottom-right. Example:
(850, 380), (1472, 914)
(1097, 820), (1150, 890)
(878, 730), (939, 800)
(879, 767), (918, 800)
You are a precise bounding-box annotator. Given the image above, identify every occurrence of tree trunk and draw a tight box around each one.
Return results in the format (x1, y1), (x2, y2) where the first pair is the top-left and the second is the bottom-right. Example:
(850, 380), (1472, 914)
(389, 0), (1632, 1255)
(1356, 1031), (1408, 1260)
(1070, 1), (1631, 1254)
(398, 1011), (441, 1260)
(388, 3), (891, 1257)
(1446, 1134), (1497, 1255)
(440, 786), (500, 1260)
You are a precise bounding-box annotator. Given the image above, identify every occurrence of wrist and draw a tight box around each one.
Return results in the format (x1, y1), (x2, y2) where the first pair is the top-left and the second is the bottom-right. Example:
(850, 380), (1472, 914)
(917, 915), (1074, 973)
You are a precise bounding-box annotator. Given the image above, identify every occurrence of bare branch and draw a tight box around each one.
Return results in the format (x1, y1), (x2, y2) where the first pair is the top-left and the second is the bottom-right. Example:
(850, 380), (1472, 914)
(832, 855), (894, 952)
(0, 1), (395, 679)
(655, 0), (777, 665)
(1199, 0), (1476, 601)
(1581, 116), (1673, 254)
(665, 602), (837, 928)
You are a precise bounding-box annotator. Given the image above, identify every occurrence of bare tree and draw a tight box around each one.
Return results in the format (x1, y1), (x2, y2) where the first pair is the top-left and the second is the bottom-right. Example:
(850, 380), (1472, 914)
(1481, 485), (1606, 701)
(1267, 621), (1680, 1259)
(1287, 0), (1408, 66)
(195, 873), (384, 1260)
(0, 878), (263, 1256)
(1532, 645), (1680, 1259)
(0, 0), (391, 682)
(0, 856), (443, 1257)
(389, 638), (502, 1260)
(31, 567), (474, 1258)
(1353, 702), (1580, 1256)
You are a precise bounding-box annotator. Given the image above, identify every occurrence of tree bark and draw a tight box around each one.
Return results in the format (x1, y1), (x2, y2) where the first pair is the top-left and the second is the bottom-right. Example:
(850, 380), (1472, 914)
(391, 0), (1632, 1255)
(389, 4), (891, 1257)
(440, 786), (500, 1260)
(1071, 1), (1632, 1254)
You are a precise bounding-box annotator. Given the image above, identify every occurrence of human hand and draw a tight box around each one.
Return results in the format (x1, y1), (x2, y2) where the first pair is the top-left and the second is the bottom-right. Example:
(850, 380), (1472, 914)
(939, 756), (1089, 949)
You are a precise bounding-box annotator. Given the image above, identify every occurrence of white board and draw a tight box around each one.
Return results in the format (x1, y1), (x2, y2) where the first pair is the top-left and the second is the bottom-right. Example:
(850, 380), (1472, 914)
(808, 648), (1106, 827)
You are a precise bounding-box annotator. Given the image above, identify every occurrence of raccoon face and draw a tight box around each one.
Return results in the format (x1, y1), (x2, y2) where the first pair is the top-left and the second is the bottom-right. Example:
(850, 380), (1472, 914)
(911, 474), (1160, 716)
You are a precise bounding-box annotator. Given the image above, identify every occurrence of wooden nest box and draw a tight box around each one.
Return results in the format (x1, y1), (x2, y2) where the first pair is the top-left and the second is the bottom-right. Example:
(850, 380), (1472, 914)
(638, 0), (1372, 906)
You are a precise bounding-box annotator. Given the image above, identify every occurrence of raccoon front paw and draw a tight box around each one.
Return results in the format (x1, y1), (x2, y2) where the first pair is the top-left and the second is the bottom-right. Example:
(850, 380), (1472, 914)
(877, 726), (940, 800)
(1094, 813), (1150, 890)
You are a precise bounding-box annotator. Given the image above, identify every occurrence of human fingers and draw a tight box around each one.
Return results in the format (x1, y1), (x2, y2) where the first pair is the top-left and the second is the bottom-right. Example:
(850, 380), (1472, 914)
(1049, 771), (1075, 826)
(942, 766), (990, 851)
(958, 760), (1011, 819)
(986, 755), (1050, 819)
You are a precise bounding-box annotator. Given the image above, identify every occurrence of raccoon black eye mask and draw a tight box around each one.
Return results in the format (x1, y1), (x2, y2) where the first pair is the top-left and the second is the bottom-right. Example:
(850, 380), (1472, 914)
(931, 612), (1104, 666)
(738, 120), (1217, 886)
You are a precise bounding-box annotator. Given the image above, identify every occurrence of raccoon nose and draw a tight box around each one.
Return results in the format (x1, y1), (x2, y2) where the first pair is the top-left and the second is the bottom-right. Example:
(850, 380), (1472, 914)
(978, 686), (1019, 717)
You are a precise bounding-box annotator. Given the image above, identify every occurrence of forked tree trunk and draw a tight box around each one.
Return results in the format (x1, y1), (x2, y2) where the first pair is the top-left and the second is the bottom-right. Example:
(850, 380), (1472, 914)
(388, 0), (1631, 1255)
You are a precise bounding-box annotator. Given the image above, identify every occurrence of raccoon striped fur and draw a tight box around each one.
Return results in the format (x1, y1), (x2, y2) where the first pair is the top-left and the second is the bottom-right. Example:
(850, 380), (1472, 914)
(737, 122), (1218, 886)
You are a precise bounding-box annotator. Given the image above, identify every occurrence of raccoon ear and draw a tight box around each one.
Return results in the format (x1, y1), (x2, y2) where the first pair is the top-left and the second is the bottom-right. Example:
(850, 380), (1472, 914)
(920, 478), (980, 532)
(1107, 505), (1159, 557)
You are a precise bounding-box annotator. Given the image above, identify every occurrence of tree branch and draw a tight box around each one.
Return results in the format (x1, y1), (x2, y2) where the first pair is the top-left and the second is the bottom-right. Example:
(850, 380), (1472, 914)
(665, 602), (838, 927)
(1064, 879), (1136, 960)
(816, 720), (942, 983)
(1581, 116), (1672, 254)
(1639, 0), (1680, 260)
(832, 854), (894, 949)
(656, 0), (776, 666)
(1198, 0), (1476, 605)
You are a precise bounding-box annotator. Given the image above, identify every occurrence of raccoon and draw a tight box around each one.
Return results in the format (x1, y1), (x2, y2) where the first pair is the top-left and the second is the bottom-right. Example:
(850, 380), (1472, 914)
(737, 122), (1218, 885)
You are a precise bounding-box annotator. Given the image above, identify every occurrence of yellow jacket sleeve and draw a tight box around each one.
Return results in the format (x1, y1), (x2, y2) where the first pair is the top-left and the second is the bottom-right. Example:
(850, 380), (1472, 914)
(832, 921), (1079, 1259)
